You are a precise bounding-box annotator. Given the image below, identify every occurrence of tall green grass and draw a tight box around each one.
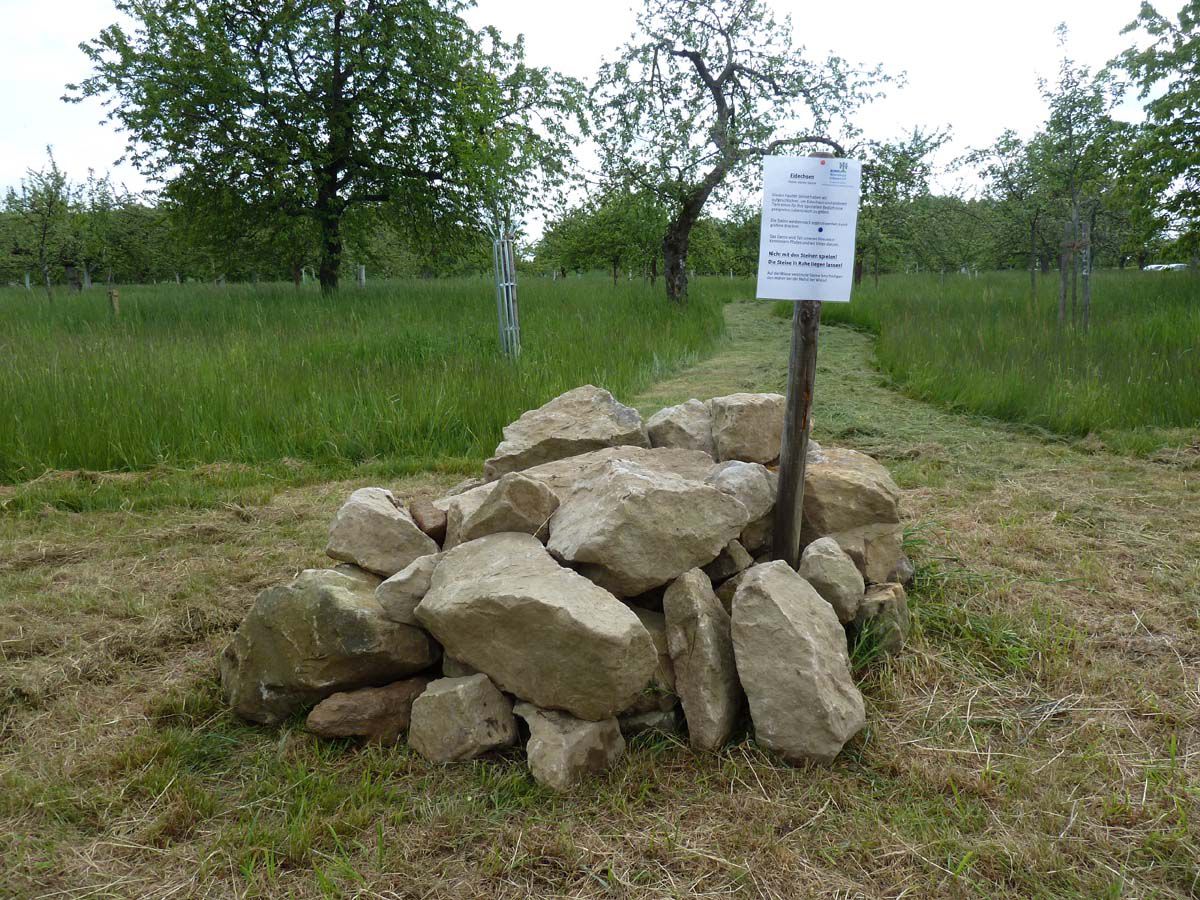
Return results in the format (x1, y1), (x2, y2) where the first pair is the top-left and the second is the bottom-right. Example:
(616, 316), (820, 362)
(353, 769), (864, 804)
(0, 275), (725, 481)
(778, 270), (1200, 452)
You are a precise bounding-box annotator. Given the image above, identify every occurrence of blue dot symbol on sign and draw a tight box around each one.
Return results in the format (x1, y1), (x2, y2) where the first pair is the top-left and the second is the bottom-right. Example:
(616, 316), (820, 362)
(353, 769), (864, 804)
(818, 227), (824, 233)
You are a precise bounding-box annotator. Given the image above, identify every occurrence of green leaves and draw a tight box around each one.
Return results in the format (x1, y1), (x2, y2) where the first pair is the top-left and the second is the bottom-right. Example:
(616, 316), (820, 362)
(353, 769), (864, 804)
(71, 0), (583, 289)
(1117, 1), (1200, 245)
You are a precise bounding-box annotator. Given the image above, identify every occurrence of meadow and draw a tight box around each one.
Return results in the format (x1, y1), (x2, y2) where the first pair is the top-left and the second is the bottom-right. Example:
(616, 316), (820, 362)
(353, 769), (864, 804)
(784, 269), (1200, 454)
(0, 275), (729, 484)
(4, 303), (1197, 898)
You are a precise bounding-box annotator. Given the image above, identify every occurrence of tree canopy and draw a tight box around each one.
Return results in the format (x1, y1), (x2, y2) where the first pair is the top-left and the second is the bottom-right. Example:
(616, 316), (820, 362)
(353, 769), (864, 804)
(592, 0), (886, 302)
(71, 0), (581, 291)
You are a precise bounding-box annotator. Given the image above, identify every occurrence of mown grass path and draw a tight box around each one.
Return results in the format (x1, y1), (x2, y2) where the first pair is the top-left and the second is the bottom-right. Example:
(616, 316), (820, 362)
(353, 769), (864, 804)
(2, 302), (1198, 898)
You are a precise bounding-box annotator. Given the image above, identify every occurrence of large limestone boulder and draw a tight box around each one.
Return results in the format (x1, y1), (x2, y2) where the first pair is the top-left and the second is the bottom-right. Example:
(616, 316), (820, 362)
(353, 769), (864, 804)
(376, 553), (441, 625)
(408, 675), (518, 762)
(457, 472), (559, 544)
(326, 488), (439, 577)
(547, 458), (750, 597)
(706, 461), (777, 523)
(221, 569), (440, 724)
(305, 677), (430, 744)
(663, 570), (743, 752)
(514, 703), (626, 791)
(708, 393), (785, 464)
(484, 385), (649, 480)
(855, 583), (911, 654)
(646, 399), (715, 457)
(438, 446), (715, 549)
(731, 562), (865, 764)
(801, 448), (901, 538)
(798, 537), (865, 624)
(415, 533), (657, 720)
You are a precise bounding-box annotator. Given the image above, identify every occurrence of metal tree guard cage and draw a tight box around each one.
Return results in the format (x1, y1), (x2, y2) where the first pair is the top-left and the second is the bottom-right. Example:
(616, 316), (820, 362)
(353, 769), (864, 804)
(492, 233), (521, 357)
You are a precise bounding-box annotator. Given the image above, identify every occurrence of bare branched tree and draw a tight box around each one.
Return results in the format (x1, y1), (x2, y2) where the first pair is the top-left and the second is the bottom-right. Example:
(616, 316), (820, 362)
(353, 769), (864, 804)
(593, 0), (888, 302)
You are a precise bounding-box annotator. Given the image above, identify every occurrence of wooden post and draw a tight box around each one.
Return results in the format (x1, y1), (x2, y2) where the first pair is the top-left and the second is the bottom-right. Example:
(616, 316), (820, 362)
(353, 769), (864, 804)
(771, 299), (821, 569)
(357, 264), (366, 287)
(108, 288), (120, 318)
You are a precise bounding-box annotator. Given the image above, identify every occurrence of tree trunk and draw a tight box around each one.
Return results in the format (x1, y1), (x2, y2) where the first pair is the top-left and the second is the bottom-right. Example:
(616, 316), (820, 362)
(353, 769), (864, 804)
(649, 255), (658, 288)
(1083, 208), (1096, 332)
(41, 263), (52, 302)
(612, 260), (619, 287)
(82, 263), (92, 290)
(316, 189), (342, 294)
(1070, 203), (1079, 325)
(1058, 220), (1069, 327)
(872, 246), (880, 287)
(292, 263), (303, 288)
(1030, 220), (1037, 304)
(663, 220), (694, 304)
(853, 254), (864, 286)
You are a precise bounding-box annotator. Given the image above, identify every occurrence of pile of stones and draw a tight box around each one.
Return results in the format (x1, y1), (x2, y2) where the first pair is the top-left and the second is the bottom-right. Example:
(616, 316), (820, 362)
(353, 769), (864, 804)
(221, 386), (912, 790)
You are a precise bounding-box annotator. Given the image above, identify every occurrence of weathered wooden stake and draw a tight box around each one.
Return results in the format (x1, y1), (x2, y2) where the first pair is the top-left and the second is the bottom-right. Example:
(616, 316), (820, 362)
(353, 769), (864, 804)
(771, 299), (822, 569)
(108, 288), (120, 318)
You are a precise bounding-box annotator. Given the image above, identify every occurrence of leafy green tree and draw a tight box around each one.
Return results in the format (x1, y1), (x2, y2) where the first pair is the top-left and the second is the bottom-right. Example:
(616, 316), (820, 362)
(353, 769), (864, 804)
(4, 149), (76, 298)
(856, 127), (949, 285)
(1039, 27), (1130, 327)
(537, 189), (667, 283)
(968, 131), (1057, 296)
(592, 0), (885, 302)
(1118, 0), (1200, 260)
(72, 0), (580, 292)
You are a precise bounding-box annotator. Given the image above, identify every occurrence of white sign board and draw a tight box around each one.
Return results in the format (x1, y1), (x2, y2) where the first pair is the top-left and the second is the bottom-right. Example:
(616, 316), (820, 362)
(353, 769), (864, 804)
(756, 155), (862, 302)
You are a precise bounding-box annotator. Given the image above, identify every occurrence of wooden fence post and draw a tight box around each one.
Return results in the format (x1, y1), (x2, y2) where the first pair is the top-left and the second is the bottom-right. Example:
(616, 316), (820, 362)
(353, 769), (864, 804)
(108, 288), (120, 318)
(771, 299), (821, 569)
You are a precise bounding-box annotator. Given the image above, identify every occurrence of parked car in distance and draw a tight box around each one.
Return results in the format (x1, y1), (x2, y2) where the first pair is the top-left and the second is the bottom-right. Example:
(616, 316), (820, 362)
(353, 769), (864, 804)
(1144, 263), (1190, 271)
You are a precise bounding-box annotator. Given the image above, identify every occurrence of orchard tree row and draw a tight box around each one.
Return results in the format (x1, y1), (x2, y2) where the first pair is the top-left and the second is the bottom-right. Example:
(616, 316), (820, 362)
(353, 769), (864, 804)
(2, 0), (1196, 300)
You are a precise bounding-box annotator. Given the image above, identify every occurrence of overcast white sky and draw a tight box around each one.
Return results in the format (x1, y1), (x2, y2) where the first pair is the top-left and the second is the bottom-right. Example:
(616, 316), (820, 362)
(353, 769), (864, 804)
(0, 0), (1150, 199)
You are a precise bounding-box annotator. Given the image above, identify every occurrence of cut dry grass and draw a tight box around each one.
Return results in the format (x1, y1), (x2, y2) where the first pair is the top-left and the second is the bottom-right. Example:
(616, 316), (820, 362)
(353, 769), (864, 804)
(2, 302), (1198, 898)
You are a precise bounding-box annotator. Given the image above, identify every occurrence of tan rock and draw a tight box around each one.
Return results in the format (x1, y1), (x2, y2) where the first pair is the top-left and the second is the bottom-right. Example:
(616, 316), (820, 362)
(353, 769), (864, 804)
(376, 553), (441, 625)
(484, 385), (649, 480)
(708, 393), (785, 464)
(305, 677), (430, 744)
(705, 461), (777, 522)
(408, 498), (447, 545)
(408, 675), (518, 762)
(646, 399), (715, 457)
(732, 562), (865, 764)
(415, 533), (657, 720)
(801, 448), (901, 538)
(703, 540), (754, 582)
(457, 472), (559, 543)
(326, 487), (438, 577)
(547, 458), (750, 597)
(514, 703), (625, 791)
(798, 537), (865, 624)
(663, 569), (743, 752)
(828, 522), (904, 585)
